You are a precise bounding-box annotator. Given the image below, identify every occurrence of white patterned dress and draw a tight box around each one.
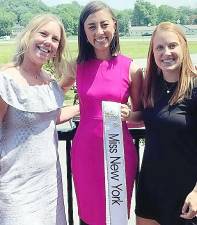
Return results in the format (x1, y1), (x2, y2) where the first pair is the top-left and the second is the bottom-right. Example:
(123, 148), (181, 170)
(0, 72), (67, 225)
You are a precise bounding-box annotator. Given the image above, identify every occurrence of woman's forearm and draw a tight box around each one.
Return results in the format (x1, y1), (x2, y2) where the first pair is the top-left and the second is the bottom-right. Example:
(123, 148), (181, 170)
(129, 110), (143, 123)
(57, 105), (79, 124)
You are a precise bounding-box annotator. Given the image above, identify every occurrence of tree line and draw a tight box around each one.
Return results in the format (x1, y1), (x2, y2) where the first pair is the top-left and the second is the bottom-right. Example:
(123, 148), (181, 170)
(0, 0), (196, 37)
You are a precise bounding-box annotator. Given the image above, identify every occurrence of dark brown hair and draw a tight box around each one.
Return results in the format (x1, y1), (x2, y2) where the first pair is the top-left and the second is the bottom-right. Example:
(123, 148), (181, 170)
(77, 1), (120, 64)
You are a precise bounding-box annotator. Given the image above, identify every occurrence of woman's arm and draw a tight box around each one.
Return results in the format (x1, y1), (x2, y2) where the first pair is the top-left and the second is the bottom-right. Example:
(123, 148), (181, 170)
(0, 97), (7, 122)
(129, 62), (143, 111)
(121, 62), (144, 123)
(56, 104), (80, 124)
(59, 61), (76, 93)
(0, 97), (8, 139)
(57, 61), (79, 124)
(180, 182), (197, 220)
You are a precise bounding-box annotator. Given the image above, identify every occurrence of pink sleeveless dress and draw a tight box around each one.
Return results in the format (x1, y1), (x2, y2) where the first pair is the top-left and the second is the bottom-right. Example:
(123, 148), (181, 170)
(71, 55), (137, 225)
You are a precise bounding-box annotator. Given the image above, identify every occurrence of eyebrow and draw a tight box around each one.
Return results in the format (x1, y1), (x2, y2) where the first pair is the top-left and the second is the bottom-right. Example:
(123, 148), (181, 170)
(169, 41), (178, 44)
(39, 29), (60, 39)
(38, 29), (48, 33)
(87, 20), (110, 25)
(155, 41), (178, 45)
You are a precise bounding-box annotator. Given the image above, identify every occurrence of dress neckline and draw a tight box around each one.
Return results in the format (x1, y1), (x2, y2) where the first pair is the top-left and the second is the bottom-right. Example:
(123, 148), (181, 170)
(93, 55), (118, 63)
(162, 79), (178, 94)
(0, 72), (53, 89)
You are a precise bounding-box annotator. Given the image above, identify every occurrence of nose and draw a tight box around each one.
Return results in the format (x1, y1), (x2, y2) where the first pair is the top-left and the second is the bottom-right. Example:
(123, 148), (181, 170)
(164, 46), (171, 55)
(96, 25), (104, 35)
(44, 36), (53, 45)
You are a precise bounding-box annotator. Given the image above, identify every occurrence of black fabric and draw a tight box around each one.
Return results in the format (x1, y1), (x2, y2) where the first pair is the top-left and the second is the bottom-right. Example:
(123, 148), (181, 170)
(135, 81), (197, 225)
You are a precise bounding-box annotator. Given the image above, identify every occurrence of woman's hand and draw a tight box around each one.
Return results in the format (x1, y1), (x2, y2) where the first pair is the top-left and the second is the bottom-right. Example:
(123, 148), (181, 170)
(180, 189), (197, 219)
(120, 104), (143, 125)
(121, 104), (131, 121)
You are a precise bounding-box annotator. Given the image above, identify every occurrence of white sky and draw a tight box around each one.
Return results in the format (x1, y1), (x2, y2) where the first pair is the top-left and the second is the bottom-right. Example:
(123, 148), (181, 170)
(42, 0), (197, 10)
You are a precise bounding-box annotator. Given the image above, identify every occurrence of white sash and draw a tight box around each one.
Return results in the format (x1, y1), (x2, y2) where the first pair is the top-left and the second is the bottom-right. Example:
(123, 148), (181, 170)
(102, 101), (128, 225)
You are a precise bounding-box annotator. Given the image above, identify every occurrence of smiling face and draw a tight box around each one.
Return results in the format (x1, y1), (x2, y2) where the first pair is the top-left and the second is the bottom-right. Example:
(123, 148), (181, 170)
(27, 21), (61, 65)
(153, 30), (183, 79)
(84, 9), (116, 59)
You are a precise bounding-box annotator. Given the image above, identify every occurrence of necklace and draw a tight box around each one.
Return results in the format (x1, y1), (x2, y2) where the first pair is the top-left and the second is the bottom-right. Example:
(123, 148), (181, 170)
(163, 80), (178, 94)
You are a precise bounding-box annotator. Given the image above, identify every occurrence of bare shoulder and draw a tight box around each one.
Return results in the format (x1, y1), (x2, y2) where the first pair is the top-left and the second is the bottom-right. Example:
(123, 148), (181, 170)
(0, 63), (15, 72)
(0, 65), (19, 78)
(59, 59), (77, 91)
(67, 59), (77, 80)
(67, 59), (77, 77)
(42, 70), (54, 82)
(129, 61), (143, 81)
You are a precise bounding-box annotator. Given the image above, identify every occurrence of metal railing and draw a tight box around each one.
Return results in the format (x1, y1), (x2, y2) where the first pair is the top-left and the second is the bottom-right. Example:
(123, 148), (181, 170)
(57, 127), (145, 225)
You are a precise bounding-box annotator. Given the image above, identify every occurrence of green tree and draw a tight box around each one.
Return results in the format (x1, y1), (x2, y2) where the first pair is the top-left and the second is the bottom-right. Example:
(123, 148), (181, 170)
(20, 12), (35, 26)
(175, 6), (193, 25)
(0, 8), (16, 36)
(53, 2), (81, 36)
(189, 15), (197, 25)
(0, 0), (48, 25)
(157, 5), (177, 24)
(116, 9), (132, 36)
(132, 0), (157, 26)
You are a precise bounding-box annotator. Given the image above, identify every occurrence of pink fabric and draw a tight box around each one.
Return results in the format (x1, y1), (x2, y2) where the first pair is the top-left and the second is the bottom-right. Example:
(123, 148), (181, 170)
(71, 55), (137, 225)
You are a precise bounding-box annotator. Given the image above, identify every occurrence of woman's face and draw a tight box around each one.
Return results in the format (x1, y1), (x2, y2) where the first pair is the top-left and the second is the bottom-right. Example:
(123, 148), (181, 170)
(84, 9), (116, 59)
(153, 30), (183, 77)
(27, 21), (61, 65)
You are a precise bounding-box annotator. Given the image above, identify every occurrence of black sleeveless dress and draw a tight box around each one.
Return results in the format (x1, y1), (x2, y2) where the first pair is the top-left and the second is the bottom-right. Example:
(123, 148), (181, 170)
(135, 80), (197, 225)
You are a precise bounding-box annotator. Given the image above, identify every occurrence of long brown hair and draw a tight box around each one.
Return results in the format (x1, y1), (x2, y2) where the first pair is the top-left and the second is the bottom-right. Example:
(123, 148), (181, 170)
(77, 1), (120, 64)
(143, 22), (197, 108)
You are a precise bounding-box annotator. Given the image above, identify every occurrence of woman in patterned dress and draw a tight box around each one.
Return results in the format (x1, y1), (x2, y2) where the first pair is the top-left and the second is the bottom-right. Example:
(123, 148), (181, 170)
(0, 14), (78, 225)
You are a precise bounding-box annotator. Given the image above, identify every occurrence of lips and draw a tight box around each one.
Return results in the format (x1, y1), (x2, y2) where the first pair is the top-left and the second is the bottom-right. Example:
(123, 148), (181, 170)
(161, 58), (176, 66)
(37, 45), (51, 54)
(95, 37), (107, 43)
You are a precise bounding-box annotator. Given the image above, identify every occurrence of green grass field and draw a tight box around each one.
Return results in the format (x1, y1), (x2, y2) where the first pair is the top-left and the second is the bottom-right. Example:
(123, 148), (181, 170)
(66, 39), (197, 59)
(1, 39), (197, 105)
(1, 39), (197, 65)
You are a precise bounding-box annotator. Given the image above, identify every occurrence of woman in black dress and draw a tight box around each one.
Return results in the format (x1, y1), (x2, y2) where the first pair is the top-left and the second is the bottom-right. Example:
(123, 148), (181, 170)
(135, 22), (197, 225)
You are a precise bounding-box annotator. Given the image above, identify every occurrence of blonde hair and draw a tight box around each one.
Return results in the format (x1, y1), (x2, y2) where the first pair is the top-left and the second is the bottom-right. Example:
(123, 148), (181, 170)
(144, 22), (197, 108)
(13, 14), (68, 77)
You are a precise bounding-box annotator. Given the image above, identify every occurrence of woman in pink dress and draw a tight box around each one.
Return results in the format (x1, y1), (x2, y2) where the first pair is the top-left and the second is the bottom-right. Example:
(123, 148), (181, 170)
(61, 1), (143, 224)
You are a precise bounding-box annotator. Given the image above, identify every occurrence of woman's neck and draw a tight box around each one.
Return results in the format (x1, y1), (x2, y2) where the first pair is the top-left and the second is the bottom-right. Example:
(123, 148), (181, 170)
(95, 49), (111, 60)
(162, 70), (180, 82)
(20, 59), (42, 79)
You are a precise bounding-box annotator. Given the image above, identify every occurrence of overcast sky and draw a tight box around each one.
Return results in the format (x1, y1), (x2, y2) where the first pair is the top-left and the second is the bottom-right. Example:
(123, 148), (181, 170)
(42, 0), (197, 10)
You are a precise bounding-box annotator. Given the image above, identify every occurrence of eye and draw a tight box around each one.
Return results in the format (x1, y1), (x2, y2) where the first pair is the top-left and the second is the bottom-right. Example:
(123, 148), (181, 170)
(39, 31), (47, 37)
(168, 43), (178, 49)
(89, 25), (96, 31)
(156, 45), (163, 51)
(101, 23), (109, 29)
(52, 37), (60, 43)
